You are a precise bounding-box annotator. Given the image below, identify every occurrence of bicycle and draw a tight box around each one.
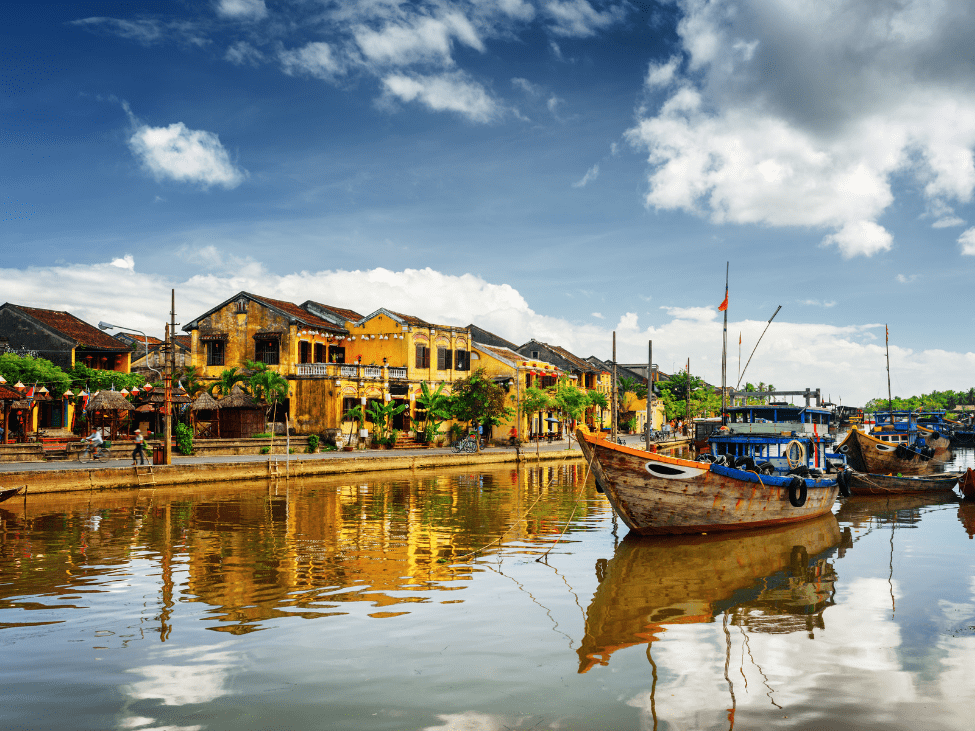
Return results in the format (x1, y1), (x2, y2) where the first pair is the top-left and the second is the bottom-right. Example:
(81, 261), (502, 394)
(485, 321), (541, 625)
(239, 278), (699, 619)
(77, 442), (111, 462)
(452, 435), (484, 453)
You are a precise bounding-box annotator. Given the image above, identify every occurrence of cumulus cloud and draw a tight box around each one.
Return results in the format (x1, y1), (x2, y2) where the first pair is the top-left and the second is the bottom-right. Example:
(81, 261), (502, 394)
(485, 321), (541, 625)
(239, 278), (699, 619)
(353, 11), (485, 67)
(127, 119), (247, 189)
(959, 227), (975, 255)
(225, 40), (265, 65)
(380, 72), (500, 122)
(8, 255), (975, 405)
(573, 164), (599, 188)
(216, 0), (267, 21)
(627, 0), (975, 258)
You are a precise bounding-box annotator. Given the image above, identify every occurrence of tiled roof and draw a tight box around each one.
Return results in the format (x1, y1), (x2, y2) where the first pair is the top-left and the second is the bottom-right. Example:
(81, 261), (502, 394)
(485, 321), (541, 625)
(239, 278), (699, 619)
(546, 343), (595, 372)
(172, 335), (191, 350)
(248, 295), (346, 333)
(12, 305), (129, 351)
(386, 310), (433, 327)
(467, 324), (520, 351)
(302, 301), (364, 323)
(0, 384), (24, 400)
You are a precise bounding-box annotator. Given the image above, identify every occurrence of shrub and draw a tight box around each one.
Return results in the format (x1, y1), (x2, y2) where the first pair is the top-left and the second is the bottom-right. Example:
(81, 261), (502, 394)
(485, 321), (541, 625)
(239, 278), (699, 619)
(174, 422), (193, 456)
(252, 432), (272, 439)
(289, 447), (295, 454)
(307, 434), (320, 453)
(260, 446), (270, 454)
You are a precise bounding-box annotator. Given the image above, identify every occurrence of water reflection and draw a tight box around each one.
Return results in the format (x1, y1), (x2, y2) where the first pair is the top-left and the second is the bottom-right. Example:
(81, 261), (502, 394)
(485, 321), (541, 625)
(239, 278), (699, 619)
(578, 514), (843, 673)
(0, 463), (604, 637)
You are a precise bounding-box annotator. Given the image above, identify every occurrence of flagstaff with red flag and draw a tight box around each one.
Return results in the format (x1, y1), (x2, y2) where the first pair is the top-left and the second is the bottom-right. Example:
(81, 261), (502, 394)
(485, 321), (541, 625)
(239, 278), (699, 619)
(721, 262), (729, 421)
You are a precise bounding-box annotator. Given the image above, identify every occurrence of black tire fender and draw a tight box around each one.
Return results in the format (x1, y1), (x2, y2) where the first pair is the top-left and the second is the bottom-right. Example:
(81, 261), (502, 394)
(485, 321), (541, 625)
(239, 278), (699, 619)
(837, 469), (852, 498)
(788, 476), (807, 507)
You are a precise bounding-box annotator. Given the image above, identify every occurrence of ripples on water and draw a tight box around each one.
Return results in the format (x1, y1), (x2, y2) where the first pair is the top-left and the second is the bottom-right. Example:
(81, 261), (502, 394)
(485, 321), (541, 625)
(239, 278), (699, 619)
(1, 453), (975, 730)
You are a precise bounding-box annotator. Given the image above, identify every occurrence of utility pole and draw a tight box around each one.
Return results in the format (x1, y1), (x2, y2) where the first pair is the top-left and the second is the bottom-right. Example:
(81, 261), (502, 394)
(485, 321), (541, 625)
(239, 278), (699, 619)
(163, 289), (176, 466)
(645, 340), (652, 452)
(685, 357), (691, 437)
(611, 331), (617, 440)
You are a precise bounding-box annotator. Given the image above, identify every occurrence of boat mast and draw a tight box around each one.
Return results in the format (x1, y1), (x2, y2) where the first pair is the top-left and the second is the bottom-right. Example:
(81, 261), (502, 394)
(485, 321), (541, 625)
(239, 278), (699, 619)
(886, 324), (893, 425)
(721, 262), (728, 424)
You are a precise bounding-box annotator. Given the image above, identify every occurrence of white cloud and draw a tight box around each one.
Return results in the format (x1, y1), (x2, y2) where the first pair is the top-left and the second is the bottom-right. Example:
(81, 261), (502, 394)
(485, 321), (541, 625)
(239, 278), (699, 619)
(801, 299), (837, 307)
(591, 312), (604, 319)
(128, 121), (247, 189)
(279, 42), (346, 80)
(627, 0), (975, 258)
(933, 216), (965, 228)
(8, 255), (975, 405)
(544, 0), (626, 37)
(573, 164), (599, 188)
(225, 40), (265, 65)
(959, 227), (975, 255)
(71, 17), (208, 47)
(896, 273), (919, 283)
(380, 72), (500, 122)
(354, 12), (485, 67)
(216, 0), (267, 21)
(645, 56), (680, 88)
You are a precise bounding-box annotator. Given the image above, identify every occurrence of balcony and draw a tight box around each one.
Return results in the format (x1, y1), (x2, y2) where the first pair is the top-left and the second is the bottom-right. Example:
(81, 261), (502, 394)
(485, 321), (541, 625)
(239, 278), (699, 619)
(363, 366), (382, 379)
(389, 367), (407, 379)
(339, 364), (359, 378)
(295, 363), (331, 377)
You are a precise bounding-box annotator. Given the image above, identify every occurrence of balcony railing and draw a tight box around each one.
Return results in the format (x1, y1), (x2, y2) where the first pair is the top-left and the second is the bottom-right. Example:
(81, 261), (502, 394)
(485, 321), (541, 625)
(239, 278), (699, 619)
(389, 367), (407, 379)
(363, 366), (382, 379)
(339, 364), (359, 378)
(295, 363), (330, 377)
(294, 363), (409, 380)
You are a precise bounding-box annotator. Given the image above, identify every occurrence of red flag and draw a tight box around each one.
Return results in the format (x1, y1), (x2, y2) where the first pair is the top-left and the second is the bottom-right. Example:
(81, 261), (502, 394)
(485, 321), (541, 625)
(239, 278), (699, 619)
(718, 290), (729, 311)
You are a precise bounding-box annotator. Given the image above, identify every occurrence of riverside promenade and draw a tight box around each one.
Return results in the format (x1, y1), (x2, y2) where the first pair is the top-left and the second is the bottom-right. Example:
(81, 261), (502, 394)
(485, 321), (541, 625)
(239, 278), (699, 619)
(0, 437), (620, 497)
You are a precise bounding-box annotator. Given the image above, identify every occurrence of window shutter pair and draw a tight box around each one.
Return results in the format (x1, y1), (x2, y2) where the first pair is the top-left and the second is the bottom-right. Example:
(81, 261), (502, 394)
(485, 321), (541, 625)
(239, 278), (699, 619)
(415, 345), (430, 368)
(437, 347), (452, 370)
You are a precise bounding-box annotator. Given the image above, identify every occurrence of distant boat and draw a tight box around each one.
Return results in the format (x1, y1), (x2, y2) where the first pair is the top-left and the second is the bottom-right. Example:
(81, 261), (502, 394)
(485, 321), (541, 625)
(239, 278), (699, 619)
(0, 486), (24, 503)
(848, 471), (961, 496)
(577, 429), (844, 536)
(959, 468), (975, 500)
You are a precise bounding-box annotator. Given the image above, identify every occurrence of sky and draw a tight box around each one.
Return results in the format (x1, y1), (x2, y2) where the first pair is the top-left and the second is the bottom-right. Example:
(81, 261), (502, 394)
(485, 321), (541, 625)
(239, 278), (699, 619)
(5, 0), (975, 406)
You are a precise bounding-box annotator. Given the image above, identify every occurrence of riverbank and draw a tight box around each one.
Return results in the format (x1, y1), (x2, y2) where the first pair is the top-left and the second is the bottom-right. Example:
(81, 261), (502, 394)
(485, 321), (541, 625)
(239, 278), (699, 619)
(0, 444), (586, 496)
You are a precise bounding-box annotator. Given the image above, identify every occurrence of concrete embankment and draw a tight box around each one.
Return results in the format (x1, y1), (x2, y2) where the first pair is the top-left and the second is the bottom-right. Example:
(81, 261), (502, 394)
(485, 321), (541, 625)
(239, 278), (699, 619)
(0, 448), (584, 496)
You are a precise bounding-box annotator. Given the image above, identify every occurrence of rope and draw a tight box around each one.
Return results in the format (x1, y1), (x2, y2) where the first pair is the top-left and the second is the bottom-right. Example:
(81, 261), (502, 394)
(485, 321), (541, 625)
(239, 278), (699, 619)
(536, 443), (596, 562)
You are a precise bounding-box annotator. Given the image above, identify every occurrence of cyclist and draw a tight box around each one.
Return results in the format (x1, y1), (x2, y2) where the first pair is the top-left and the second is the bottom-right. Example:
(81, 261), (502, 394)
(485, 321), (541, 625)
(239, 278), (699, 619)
(82, 427), (107, 460)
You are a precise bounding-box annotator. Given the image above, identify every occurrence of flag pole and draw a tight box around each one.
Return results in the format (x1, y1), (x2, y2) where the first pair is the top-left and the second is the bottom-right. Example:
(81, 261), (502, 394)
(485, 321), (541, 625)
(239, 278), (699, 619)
(720, 263), (728, 424)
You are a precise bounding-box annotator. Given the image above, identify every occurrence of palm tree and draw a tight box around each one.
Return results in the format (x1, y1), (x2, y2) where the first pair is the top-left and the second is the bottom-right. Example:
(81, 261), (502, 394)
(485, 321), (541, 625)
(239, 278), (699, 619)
(207, 367), (248, 398)
(179, 365), (206, 397)
(246, 361), (289, 424)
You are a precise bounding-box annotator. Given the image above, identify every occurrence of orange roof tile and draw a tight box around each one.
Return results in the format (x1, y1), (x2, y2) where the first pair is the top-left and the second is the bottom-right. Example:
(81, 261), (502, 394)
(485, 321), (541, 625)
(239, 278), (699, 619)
(12, 305), (129, 351)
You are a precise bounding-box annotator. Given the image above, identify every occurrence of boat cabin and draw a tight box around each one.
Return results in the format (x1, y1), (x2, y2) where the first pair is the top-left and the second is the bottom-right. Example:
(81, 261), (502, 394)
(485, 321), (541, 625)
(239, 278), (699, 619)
(722, 404), (833, 435)
(870, 410), (950, 442)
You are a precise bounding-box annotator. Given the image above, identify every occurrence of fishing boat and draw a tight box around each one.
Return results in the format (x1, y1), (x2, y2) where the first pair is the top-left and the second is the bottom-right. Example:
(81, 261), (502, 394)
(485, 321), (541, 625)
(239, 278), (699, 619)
(707, 402), (846, 473)
(867, 410), (953, 456)
(577, 513), (842, 673)
(577, 429), (845, 535)
(959, 468), (975, 500)
(848, 471), (961, 496)
(837, 426), (943, 476)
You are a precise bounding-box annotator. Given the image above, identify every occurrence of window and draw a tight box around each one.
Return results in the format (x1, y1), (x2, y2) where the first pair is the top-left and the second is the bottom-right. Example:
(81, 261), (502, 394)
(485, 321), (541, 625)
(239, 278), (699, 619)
(235, 298), (247, 314)
(255, 338), (279, 365)
(328, 345), (345, 363)
(415, 344), (430, 368)
(314, 343), (325, 363)
(455, 350), (470, 371)
(342, 397), (360, 421)
(206, 340), (225, 367)
(437, 347), (452, 370)
(531, 350), (539, 359)
(299, 341), (311, 364)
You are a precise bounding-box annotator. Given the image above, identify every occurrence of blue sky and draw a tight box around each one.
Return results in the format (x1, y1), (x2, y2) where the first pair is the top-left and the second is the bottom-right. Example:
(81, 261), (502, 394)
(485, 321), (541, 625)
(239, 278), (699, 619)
(5, 1), (975, 405)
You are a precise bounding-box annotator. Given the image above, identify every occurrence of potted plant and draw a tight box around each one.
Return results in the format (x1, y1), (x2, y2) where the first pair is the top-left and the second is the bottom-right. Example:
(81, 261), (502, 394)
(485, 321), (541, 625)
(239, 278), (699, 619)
(343, 404), (364, 451)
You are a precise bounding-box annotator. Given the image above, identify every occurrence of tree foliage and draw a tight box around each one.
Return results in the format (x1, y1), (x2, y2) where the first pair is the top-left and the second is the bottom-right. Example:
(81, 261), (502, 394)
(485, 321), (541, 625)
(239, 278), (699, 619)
(0, 353), (71, 396)
(415, 381), (452, 440)
(449, 368), (513, 428)
(864, 388), (975, 413)
(658, 371), (721, 420)
(207, 367), (248, 398)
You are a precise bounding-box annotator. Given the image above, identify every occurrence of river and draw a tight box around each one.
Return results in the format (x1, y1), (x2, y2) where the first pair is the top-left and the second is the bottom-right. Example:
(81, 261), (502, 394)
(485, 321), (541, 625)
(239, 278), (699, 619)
(2, 454), (975, 730)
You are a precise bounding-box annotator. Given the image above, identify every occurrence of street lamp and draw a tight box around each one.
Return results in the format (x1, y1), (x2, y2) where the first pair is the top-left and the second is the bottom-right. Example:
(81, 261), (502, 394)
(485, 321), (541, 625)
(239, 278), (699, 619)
(98, 322), (162, 381)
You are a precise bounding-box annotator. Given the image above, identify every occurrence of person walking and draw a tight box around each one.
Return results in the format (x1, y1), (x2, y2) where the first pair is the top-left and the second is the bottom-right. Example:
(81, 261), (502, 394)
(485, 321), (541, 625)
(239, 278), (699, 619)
(131, 429), (146, 465)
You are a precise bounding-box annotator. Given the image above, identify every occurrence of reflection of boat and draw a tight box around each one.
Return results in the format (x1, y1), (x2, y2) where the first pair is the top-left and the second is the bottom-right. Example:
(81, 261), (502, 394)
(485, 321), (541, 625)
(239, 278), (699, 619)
(958, 502), (975, 537)
(577, 429), (839, 535)
(577, 514), (841, 672)
(837, 427), (942, 476)
(849, 471), (961, 496)
(835, 493), (958, 529)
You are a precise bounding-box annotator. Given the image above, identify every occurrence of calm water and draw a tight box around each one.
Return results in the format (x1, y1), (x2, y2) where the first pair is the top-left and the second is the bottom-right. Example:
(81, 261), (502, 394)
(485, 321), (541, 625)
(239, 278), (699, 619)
(2, 454), (975, 731)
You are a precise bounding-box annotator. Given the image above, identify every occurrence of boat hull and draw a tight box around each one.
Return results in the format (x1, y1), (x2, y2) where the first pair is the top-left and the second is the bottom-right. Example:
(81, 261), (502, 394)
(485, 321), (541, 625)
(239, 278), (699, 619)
(837, 428), (941, 475)
(579, 430), (838, 535)
(960, 469), (975, 500)
(849, 471), (960, 496)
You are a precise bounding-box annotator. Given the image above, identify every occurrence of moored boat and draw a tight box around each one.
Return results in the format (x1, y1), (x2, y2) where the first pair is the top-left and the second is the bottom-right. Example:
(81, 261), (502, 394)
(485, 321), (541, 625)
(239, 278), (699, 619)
(959, 468), (975, 500)
(837, 426), (944, 476)
(577, 429), (843, 536)
(848, 471), (961, 496)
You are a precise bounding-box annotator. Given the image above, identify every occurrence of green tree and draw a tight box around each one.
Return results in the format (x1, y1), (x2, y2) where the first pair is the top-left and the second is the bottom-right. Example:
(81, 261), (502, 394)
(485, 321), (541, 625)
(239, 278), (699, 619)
(658, 371), (720, 420)
(587, 390), (609, 428)
(521, 385), (553, 455)
(449, 369), (513, 449)
(178, 365), (206, 397)
(366, 399), (408, 446)
(246, 361), (290, 425)
(552, 384), (589, 447)
(0, 353), (70, 396)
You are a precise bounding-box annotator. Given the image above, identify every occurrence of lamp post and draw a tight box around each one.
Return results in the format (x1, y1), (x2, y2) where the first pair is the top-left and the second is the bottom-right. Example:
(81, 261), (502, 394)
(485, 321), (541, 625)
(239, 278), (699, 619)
(99, 321), (167, 463)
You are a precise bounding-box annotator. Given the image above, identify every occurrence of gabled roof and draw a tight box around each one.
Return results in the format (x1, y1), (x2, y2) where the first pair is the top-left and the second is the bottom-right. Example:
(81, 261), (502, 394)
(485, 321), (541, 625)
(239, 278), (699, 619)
(0, 384), (24, 400)
(467, 324), (520, 351)
(300, 300), (364, 326)
(3, 304), (129, 351)
(357, 307), (463, 332)
(114, 333), (165, 347)
(182, 292), (346, 334)
(518, 339), (597, 373)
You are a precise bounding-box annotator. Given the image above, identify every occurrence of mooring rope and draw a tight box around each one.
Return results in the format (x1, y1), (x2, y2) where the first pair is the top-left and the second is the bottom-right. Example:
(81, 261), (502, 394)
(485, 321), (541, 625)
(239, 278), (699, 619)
(535, 443), (597, 562)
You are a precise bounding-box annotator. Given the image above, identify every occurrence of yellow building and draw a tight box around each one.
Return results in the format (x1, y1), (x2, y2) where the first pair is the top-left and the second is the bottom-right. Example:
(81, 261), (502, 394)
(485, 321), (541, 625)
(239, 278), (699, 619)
(183, 293), (472, 438)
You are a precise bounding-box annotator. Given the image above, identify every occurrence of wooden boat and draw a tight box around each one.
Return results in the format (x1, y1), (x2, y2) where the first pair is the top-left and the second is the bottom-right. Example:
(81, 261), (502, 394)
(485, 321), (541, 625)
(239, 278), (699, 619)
(849, 471), (961, 496)
(577, 429), (840, 535)
(0, 486), (24, 503)
(837, 427), (942, 476)
(577, 513), (841, 673)
(960, 468), (975, 500)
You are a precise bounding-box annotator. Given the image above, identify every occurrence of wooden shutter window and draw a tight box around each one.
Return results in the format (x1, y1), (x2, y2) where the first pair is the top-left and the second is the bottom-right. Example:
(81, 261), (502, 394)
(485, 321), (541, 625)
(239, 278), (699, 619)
(415, 344), (430, 369)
